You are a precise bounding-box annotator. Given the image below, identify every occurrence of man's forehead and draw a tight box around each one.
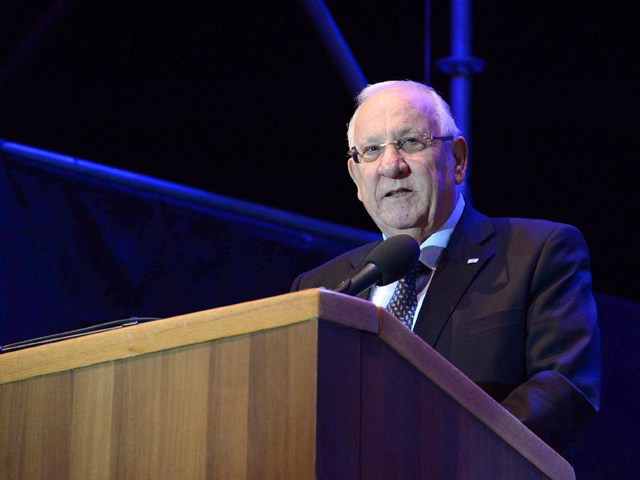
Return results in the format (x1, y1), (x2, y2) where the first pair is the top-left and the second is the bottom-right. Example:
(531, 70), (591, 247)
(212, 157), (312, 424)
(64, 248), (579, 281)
(354, 92), (435, 138)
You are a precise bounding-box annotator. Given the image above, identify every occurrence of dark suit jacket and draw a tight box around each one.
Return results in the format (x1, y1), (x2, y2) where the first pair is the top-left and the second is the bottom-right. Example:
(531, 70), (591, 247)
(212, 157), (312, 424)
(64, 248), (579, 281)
(290, 205), (601, 455)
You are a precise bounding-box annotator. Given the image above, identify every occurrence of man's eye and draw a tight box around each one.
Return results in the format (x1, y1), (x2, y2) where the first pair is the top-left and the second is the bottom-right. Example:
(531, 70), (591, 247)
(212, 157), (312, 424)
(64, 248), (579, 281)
(363, 145), (380, 154)
(400, 137), (420, 146)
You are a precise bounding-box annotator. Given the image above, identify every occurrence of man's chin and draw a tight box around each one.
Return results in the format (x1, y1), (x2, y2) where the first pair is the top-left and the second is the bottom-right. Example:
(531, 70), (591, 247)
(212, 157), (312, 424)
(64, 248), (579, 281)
(376, 216), (421, 235)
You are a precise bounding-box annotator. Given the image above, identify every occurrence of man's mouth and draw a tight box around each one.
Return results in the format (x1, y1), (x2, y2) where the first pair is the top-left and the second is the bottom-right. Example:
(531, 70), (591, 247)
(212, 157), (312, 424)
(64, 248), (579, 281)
(384, 188), (412, 198)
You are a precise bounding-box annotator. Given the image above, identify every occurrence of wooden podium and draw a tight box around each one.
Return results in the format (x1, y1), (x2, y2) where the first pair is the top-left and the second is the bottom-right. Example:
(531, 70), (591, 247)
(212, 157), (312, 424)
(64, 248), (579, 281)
(0, 289), (574, 479)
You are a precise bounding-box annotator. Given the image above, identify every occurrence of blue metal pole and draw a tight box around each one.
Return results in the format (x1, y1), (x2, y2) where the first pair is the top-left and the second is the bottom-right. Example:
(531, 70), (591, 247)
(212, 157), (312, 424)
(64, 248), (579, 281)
(423, 1), (432, 84)
(435, 0), (485, 201)
(450, 0), (472, 141)
(302, 0), (368, 97)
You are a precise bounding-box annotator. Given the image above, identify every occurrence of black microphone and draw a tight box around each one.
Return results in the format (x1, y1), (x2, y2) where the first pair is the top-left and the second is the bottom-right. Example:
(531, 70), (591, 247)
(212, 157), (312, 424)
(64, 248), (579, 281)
(333, 234), (420, 296)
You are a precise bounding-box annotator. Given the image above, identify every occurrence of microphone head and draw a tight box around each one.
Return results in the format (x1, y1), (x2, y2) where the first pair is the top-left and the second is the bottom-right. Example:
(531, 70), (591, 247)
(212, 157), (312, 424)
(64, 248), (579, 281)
(364, 234), (420, 285)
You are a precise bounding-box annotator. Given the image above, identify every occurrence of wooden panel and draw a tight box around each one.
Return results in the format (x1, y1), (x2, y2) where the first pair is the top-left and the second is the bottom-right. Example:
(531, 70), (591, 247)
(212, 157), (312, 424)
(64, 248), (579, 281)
(206, 335), (252, 479)
(70, 363), (115, 480)
(246, 322), (318, 479)
(0, 319), (318, 479)
(0, 371), (73, 478)
(109, 344), (211, 478)
(315, 321), (363, 479)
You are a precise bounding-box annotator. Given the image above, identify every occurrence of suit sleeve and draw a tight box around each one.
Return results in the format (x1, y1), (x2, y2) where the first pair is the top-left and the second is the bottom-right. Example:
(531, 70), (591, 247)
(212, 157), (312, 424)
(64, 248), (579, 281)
(501, 224), (601, 455)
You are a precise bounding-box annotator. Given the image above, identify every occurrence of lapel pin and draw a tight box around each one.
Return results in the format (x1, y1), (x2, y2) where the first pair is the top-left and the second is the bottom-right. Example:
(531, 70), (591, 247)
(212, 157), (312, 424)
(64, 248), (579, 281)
(467, 258), (479, 264)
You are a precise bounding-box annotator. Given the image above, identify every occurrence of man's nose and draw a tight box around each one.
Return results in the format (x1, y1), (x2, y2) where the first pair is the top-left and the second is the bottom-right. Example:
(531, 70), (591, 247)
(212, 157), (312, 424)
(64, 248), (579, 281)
(378, 144), (409, 177)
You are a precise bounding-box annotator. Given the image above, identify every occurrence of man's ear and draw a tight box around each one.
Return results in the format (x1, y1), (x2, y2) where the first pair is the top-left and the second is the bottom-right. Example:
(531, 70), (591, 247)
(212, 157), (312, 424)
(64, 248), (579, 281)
(452, 136), (468, 184)
(347, 157), (364, 202)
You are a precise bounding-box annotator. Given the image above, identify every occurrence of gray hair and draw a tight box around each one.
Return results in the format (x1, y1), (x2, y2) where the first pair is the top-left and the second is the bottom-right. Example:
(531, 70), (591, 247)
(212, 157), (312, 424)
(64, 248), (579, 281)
(346, 80), (461, 147)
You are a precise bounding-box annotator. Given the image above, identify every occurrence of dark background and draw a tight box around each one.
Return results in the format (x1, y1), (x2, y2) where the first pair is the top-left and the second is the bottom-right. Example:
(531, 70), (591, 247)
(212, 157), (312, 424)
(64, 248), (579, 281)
(1, 0), (638, 302)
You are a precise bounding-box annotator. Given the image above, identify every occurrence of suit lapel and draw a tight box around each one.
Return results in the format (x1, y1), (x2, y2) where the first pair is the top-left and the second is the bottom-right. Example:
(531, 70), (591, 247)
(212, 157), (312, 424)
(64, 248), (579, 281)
(415, 207), (496, 347)
(345, 240), (381, 300)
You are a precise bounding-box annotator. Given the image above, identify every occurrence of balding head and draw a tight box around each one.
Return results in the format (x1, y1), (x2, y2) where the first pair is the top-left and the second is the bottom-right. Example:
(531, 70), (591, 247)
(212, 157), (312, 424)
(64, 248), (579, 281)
(347, 80), (461, 148)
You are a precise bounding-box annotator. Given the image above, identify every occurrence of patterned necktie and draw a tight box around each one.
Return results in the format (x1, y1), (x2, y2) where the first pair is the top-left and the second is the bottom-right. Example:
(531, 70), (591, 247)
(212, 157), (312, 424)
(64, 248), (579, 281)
(386, 261), (430, 329)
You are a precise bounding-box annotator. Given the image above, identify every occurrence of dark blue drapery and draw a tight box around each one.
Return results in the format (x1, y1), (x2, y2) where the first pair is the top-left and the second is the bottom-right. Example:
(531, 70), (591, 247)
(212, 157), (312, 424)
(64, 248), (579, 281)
(0, 140), (377, 345)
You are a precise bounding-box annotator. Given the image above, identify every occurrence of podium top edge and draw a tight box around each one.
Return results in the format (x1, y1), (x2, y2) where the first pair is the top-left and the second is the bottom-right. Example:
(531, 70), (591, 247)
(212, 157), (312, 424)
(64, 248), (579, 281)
(0, 289), (379, 385)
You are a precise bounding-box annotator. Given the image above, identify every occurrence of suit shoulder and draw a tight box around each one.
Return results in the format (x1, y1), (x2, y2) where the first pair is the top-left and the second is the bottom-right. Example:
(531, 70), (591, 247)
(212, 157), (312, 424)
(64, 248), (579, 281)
(486, 217), (590, 257)
(291, 240), (380, 291)
(492, 216), (584, 238)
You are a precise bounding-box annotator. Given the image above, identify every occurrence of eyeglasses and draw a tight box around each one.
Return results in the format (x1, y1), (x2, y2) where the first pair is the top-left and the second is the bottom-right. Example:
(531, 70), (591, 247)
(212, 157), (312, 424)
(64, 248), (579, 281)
(348, 134), (454, 163)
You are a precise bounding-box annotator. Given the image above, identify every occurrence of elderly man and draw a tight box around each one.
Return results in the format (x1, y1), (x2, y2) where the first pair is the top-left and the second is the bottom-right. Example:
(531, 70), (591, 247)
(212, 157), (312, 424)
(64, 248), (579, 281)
(291, 80), (601, 456)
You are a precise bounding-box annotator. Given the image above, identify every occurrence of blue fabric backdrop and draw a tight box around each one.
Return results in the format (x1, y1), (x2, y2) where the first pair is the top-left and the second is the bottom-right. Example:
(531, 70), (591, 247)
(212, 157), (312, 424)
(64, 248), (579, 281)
(0, 140), (377, 345)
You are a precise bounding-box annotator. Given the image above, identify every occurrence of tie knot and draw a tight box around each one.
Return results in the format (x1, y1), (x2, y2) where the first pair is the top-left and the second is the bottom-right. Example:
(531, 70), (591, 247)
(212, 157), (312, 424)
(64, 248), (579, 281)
(407, 261), (429, 279)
